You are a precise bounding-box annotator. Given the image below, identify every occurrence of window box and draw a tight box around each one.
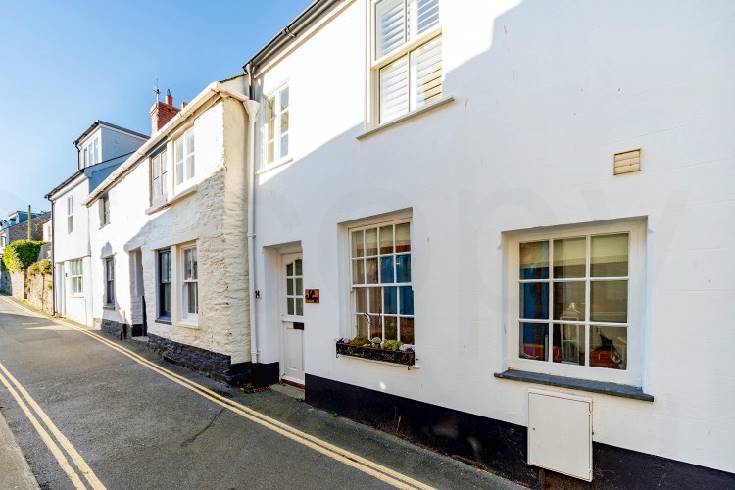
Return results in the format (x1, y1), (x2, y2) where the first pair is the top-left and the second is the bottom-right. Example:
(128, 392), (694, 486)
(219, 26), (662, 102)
(335, 340), (415, 366)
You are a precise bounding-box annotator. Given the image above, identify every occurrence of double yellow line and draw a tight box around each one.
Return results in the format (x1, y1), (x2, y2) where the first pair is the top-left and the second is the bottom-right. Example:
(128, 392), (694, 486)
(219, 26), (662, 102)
(1, 297), (433, 490)
(0, 361), (105, 489)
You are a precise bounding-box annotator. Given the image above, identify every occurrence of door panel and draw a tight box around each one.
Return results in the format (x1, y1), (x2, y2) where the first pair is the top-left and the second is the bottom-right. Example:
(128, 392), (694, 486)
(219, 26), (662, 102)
(281, 253), (305, 385)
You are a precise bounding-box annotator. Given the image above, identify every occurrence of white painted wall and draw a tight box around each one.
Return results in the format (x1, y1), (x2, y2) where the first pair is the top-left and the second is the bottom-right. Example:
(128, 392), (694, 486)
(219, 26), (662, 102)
(251, 0), (735, 473)
(89, 93), (251, 363)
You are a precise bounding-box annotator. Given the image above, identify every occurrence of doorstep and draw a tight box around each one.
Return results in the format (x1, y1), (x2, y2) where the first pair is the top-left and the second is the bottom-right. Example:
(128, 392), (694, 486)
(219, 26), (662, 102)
(270, 382), (305, 401)
(131, 336), (149, 343)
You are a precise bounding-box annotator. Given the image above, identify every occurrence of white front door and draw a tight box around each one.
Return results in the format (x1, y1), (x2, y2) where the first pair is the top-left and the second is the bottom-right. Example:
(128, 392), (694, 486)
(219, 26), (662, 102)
(280, 253), (305, 385)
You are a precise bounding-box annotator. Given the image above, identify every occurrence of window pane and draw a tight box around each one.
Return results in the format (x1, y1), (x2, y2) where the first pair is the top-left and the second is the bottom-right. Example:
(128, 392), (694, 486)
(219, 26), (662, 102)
(380, 256), (394, 283)
(519, 282), (549, 319)
(379, 55), (409, 123)
(396, 254), (411, 282)
(355, 288), (367, 313)
(186, 155), (195, 178)
(295, 298), (303, 316)
(369, 315), (382, 339)
(280, 133), (288, 157)
(519, 241), (549, 279)
(280, 87), (289, 110)
(590, 326), (627, 369)
(553, 237), (586, 278)
(287, 297), (294, 315)
(519, 322), (548, 361)
(400, 317), (414, 344)
(351, 230), (364, 258)
(395, 223), (411, 252)
(553, 281), (585, 321)
(287, 278), (294, 295)
(411, 36), (443, 110)
(186, 130), (195, 153)
(379, 225), (393, 254)
(591, 234), (629, 277)
(399, 286), (414, 315)
(295, 259), (302, 276)
(414, 0), (439, 35)
(295, 278), (303, 295)
(356, 315), (369, 338)
(383, 286), (397, 314)
(366, 257), (378, 283)
(352, 259), (365, 285)
(384, 316), (398, 340)
(365, 228), (378, 256)
(286, 262), (293, 276)
(375, 0), (406, 58)
(590, 280), (628, 323)
(175, 139), (184, 184)
(368, 287), (382, 314)
(553, 324), (585, 366)
(187, 282), (198, 314)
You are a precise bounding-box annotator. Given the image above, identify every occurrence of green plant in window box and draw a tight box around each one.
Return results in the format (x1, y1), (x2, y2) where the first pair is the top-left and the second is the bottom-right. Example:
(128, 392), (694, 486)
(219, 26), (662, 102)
(350, 336), (369, 347)
(370, 337), (382, 348)
(382, 340), (402, 352)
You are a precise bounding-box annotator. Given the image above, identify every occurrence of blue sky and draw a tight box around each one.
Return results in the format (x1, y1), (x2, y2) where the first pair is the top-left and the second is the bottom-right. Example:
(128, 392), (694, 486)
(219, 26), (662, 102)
(0, 0), (311, 213)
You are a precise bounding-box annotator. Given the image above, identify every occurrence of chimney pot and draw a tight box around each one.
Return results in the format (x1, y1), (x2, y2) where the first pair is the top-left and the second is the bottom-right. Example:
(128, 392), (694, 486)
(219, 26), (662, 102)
(165, 89), (173, 106)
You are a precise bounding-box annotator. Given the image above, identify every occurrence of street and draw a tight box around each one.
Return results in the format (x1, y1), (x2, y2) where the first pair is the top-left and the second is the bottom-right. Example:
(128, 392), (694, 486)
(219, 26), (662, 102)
(0, 296), (520, 490)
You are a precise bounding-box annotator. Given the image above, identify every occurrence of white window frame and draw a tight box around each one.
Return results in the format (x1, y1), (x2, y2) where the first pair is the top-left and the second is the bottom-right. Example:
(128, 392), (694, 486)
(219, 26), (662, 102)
(69, 259), (83, 296)
(157, 248), (172, 321)
(368, 0), (443, 126)
(82, 136), (100, 167)
(99, 194), (110, 227)
(104, 256), (115, 306)
(504, 219), (646, 386)
(348, 216), (415, 344)
(179, 244), (198, 324)
(174, 128), (195, 185)
(67, 196), (74, 234)
(261, 84), (290, 168)
(150, 149), (169, 205)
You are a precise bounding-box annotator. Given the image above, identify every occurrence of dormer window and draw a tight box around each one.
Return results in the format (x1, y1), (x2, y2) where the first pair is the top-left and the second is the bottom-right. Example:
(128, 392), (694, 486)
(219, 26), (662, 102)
(82, 136), (100, 167)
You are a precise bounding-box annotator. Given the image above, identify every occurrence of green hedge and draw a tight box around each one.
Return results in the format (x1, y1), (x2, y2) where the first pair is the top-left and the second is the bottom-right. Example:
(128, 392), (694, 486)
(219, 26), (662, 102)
(2, 240), (44, 272)
(28, 258), (52, 276)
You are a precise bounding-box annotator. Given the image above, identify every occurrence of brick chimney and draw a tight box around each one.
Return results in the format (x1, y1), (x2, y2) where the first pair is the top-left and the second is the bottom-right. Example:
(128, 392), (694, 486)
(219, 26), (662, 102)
(150, 89), (179, 133)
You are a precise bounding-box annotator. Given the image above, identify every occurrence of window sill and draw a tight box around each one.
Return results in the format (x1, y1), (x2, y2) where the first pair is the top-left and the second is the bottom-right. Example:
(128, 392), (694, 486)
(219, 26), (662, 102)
(356, 96), (455, 141)
(102, 304), (115, 310)
(155, 317), (171, 325)
(174, 320), (199, 329)
(494, 369), (654, 402)
(336, 341), (416, 367)
(257, 156), (293, 175)
(145, 184), (198, 215)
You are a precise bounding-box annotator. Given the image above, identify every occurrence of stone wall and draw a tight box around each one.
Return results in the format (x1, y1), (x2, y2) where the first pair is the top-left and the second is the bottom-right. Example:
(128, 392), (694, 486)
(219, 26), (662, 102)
(9, 271), (25, 301)
(26, 272), (53, 315)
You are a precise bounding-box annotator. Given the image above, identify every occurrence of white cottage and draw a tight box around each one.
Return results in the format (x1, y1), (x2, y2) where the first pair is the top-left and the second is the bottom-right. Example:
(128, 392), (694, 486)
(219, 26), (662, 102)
(46, 121), (148, 326)
(84, 77), (267, 384)
(242, 0), (735, 487)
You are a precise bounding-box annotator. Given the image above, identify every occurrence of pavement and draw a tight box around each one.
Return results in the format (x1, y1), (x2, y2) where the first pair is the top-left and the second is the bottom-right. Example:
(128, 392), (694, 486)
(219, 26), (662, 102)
(0, 409), (39, 490)
(0, 294), (524, 490)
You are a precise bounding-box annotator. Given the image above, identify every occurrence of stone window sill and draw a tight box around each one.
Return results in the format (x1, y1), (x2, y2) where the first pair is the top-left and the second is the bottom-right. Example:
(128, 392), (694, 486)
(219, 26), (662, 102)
(356, 96), (455, 140)
(156, 317), (171, 325)
(145, 184), (198, 215)
(102, 304), (115, 310)
(494, 369), (654, 402)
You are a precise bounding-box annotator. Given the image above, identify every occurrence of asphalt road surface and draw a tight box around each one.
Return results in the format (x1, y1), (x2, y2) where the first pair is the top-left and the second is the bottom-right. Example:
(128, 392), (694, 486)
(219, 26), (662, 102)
(0, 296), (521, 490)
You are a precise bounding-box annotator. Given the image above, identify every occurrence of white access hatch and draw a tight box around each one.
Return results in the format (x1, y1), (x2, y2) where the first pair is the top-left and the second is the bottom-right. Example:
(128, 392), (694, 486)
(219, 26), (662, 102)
(527, 389), (593, 481)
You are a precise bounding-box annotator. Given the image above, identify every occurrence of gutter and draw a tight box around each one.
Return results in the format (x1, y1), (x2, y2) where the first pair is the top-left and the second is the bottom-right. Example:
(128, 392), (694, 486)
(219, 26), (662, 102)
(242, 0), (340, 76)
(84, 82), (249, 206)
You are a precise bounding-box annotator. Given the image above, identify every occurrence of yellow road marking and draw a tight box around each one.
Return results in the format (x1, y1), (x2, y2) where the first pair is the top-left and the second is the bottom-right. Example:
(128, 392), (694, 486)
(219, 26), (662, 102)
(0, 362), (106, 490)
(0, 366), (88, 490)
(1, 297), (434, 490)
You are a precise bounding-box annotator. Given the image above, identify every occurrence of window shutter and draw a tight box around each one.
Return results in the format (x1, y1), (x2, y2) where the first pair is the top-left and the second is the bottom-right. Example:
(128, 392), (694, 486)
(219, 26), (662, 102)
(411, 36), (442, 110)
(376, 0), (406, 58)
(380, 55), (410, 123)
(413, 0), (439, 36)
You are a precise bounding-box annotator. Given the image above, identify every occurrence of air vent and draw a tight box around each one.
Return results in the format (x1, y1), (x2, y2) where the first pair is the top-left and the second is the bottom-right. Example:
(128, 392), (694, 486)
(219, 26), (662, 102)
(528, 389), (593, 481)
(613, 149), (641, 175)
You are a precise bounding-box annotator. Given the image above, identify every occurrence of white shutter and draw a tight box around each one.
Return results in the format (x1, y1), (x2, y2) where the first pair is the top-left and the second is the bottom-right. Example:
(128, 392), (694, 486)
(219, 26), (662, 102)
(411, 36), (442, 110)
(412, 0), (439, 37)
(379, 55), (410, 123)
(375, 0), (406, 58)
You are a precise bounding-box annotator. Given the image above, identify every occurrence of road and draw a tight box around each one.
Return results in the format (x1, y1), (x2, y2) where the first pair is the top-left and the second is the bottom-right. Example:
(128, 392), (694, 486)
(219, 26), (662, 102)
(0, 296), (521, 490)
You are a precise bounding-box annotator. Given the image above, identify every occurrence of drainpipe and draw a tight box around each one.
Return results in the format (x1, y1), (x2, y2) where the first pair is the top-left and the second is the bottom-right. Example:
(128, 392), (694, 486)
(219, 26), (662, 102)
(242, 94), (261, 363)
(46, 195), (56, 315)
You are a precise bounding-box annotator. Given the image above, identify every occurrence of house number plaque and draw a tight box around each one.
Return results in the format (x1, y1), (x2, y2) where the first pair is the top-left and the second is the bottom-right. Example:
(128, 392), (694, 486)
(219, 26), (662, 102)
(305, 289), (319, 303)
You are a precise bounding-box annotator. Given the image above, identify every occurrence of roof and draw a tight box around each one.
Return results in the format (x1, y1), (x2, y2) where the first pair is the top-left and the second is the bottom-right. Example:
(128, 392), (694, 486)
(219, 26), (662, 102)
(44, 150), (135, 200)
(74, 120), (149, 146)
(242, 0), (340, 75)
(1, 211), (51, 231)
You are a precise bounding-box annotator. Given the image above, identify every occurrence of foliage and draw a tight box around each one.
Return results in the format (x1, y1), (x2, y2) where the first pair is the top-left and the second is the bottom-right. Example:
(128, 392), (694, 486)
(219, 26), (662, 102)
(28, 259), (52, 276)
(382, 340), (402, 352)
(2, 240), (44, 272)
(350, 336), (369, 347)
